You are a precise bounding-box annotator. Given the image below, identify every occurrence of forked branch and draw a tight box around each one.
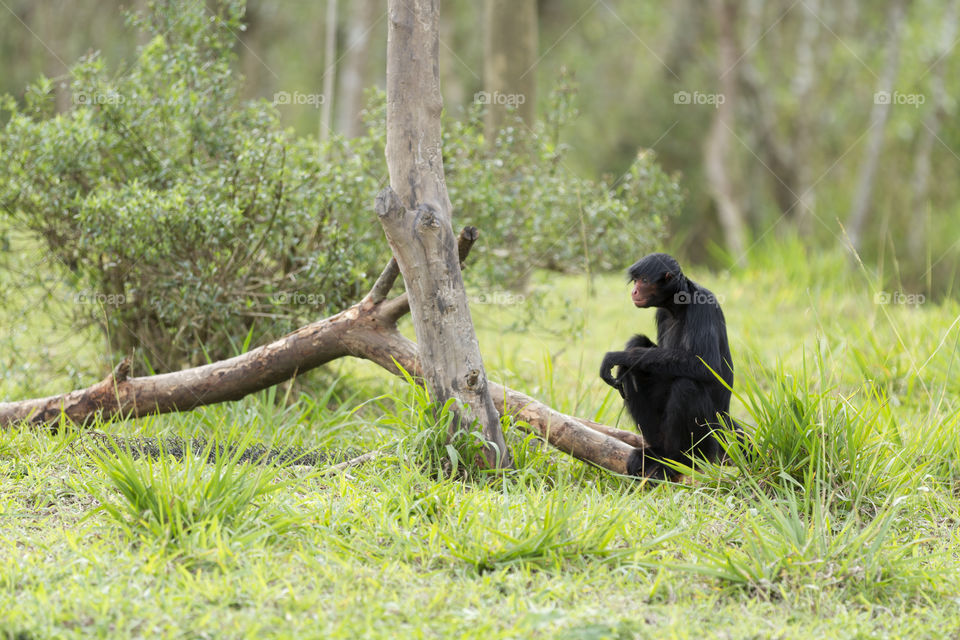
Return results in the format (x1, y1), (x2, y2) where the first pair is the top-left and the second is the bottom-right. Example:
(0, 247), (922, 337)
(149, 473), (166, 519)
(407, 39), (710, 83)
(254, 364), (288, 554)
(0, 227), (645, 475)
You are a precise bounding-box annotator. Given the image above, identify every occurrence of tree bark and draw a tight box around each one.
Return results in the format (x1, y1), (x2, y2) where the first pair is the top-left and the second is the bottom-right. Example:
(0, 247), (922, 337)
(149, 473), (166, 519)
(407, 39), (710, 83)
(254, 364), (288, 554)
(789, 0), (821, 235)
(483, 0), (538, 136)
(704, 0), (747, 257)
(337, 0), (379, 138)
(846, 0), (906, 252)
(907, 0), (957, 262)
(382, 0), (511, 469)
(35, 0), (71, 113)
(319, 0), (338, 145)
(739, 0), (826, 233)
(0, 228), (644, 475)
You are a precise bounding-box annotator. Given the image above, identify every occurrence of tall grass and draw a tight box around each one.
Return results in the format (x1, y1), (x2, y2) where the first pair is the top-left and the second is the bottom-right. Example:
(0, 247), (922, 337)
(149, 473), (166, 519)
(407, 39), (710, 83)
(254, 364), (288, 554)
(85, 427), (305, 563)
(665, 339), (951, 598)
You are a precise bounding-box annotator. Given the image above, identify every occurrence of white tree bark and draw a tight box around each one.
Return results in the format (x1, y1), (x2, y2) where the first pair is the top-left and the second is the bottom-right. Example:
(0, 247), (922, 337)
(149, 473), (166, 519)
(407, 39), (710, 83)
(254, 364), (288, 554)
(319, 0), (338, 145)
(847, 0), (906, 252)
(790, 0), (821, 234)
(704, 0), (747, 257)
(337, 0), (379, 138)
(907, 0), (957, 262)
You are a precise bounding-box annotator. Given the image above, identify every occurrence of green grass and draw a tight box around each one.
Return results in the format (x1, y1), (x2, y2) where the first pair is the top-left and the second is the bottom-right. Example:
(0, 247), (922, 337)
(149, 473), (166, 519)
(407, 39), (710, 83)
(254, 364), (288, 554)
(2, 238), (960, 638)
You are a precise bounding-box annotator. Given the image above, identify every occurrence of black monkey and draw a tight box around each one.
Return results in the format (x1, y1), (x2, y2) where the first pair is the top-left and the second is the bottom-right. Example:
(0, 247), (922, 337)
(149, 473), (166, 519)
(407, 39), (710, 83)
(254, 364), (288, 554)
(599, 253), (738, 478)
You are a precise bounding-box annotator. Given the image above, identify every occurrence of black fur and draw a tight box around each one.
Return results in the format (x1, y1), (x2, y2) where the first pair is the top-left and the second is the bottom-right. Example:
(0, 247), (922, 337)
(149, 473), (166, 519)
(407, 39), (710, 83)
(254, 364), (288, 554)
(599, 253), (739, 478)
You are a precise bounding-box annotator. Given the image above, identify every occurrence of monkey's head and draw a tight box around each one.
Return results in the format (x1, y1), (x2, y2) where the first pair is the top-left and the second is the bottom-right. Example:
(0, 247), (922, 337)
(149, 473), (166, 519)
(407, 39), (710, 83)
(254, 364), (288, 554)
(627, 253), (683, 308)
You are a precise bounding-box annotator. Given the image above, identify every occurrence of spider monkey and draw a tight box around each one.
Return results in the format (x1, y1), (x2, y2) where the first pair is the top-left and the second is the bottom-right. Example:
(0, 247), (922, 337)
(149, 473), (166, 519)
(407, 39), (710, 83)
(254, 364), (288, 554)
(599, 253), (740, 478)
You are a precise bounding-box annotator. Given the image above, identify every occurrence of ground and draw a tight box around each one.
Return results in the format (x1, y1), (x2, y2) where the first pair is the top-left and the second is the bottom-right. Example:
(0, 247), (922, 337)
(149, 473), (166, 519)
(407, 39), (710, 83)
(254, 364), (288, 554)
(1, 239), (958, 639)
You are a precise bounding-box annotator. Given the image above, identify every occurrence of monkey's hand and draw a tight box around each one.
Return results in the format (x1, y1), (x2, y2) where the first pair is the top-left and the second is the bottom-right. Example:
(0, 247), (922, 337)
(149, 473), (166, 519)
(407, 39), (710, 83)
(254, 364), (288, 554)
(625, 334), (657, 350)
(612, 366), (631, 399)
(599, 351), (626, 389)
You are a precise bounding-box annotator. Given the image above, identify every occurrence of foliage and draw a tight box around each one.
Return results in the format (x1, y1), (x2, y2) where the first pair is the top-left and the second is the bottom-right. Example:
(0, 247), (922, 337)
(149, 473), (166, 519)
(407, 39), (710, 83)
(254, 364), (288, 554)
(0, 2), (680, 367)
(361, 76), (683, 288)
(0, 1), (386, 368)
(3, 1), (960, 297)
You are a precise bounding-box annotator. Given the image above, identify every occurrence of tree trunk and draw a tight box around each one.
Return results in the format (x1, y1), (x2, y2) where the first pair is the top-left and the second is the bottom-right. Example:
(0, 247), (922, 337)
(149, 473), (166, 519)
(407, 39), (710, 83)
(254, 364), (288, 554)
(907, 0), (957, 263)
(704, 0), (746, 258)
(35, 0), (71, 113)
(337, 0), (379, 138)
(847, 0), (906, 252)
(789, 0), (821, 235)
(738, 0), (788, 228)
(382, 0), (511, 469)
(239, 1), (263, 98)
(483, 0), (538, 136)
(319, 0), (338, 144)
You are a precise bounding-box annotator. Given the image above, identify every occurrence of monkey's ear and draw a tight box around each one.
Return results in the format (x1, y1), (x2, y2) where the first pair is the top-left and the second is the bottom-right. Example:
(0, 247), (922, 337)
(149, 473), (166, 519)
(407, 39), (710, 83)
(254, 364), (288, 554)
(664, 272), (673, 281)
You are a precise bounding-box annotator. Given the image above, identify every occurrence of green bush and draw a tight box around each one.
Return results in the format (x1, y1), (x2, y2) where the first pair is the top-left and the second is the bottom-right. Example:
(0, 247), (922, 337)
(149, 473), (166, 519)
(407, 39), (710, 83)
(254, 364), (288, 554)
(0, 2), (385, 368)
(363, 74), (684, 288)
(0, 1), (680, 370)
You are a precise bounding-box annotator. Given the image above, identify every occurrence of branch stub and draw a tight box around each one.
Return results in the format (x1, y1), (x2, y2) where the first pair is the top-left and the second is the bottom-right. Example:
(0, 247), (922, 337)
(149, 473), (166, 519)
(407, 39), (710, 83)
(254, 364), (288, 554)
(375, 187), (406, 221)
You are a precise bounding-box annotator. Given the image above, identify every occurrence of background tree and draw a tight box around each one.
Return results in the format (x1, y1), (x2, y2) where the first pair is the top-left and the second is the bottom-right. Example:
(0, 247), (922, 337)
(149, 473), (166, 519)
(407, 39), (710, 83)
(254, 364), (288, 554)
(907, 0), (958, 265)
(337, 0), (380, 137)
(2, 0), (960, 393)
(703, 0), (746, 257)
(847, 0), (907, 253)
(482, 0), (538, 137)
(319, 0), (338, 147)
(3, 1), (959, 291)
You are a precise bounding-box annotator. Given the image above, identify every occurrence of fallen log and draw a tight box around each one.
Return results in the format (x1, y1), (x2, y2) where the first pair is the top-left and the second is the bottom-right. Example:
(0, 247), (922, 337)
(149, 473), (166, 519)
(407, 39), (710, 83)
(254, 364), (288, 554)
(0, 228), (646, 475)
